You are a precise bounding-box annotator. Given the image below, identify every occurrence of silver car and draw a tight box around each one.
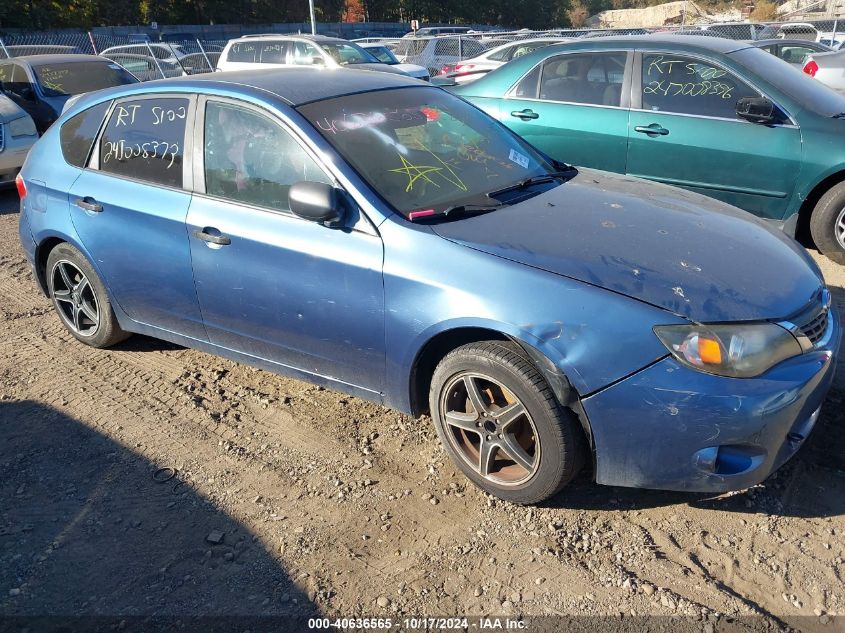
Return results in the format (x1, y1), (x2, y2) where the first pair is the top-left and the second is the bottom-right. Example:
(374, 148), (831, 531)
(0, 93), (37, 186)
(803, 49), (845, 92)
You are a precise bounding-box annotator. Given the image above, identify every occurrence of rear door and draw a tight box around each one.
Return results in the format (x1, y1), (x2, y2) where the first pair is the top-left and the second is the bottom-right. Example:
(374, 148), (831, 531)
(499, 51), (631, 172)
(68, 94), (206, 339)
(626, 51), (801, 219)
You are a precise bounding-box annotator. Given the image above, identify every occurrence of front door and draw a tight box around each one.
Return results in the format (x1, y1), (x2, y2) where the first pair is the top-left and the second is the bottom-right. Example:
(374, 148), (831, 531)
(626, 52), (802, 220)
(499, 51), (631, 172)
(186, 98), (385, 393)
(68, 94), (206, 339)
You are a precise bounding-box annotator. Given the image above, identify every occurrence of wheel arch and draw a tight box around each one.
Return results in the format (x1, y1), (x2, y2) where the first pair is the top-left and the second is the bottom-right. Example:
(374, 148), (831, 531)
(797, 168), (845, 243)
(34, 236), (69, 295)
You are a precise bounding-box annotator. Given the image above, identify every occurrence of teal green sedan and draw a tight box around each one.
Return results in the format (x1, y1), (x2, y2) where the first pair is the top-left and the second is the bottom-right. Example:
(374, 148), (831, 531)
(452, 34), (845, 264)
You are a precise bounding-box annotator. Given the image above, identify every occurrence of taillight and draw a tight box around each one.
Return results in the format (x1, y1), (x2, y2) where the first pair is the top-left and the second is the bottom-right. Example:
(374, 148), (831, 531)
(803, 60), (819, 77)
(455, 63), (475, 74)
(440, 64), (453, 75)
(15, 174), (27, 200)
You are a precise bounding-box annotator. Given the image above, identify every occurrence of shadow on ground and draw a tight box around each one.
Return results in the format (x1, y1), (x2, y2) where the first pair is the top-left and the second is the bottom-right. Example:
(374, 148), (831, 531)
(0, 401), (316, 629)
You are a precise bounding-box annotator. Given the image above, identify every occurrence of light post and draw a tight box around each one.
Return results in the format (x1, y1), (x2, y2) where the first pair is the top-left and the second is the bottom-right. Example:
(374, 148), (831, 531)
(309, 0), (317, 34)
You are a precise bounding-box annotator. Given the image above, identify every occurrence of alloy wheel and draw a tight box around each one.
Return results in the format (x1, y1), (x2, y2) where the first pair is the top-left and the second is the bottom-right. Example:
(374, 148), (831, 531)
(439, 372), (540, 486)
(837, 207), (845, 250)
(51, 260), (100, 337)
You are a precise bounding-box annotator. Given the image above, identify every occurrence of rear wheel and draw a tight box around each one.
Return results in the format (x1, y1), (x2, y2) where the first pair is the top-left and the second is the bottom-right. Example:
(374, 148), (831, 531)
(429, 341), (585, 504)
(810, 181), (845, 265)
(46, 243), (130, 348)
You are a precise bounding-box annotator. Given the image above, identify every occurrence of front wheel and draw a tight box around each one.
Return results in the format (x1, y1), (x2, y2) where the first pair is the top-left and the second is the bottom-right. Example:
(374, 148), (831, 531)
(429, 341), (585, 505)
(810, 182), (845, 265)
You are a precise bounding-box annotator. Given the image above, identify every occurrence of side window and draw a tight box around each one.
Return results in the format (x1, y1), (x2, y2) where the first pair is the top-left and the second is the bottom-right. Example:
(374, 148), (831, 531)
(203, 101), (330, 210)
(291, 41), (321, 65)
(641, 54), (758, 119)
(1, 63), (33, 100)
(99, 97), (189, 188)
(539, 53), (626, 106)
(434, 39), (458, 56)
(60, 100), (110, 167)
(511, 64), (541, 98)
(227, 42), (258, 63)
(260, 41), (289, 64)
(779, 45), (815, 64)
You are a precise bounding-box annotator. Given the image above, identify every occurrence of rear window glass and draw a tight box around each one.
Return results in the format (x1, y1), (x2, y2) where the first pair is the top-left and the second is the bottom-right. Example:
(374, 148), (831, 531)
(227, 41), (258, 63)
(99, 97), (189, 188)
(34, 62), (137, 97)
(60, 101), (111, 168)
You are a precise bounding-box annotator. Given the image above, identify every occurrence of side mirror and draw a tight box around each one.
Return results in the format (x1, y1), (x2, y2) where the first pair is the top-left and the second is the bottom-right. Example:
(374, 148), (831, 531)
(736, 96), (776, 124)
(312, 56), (325, 66)
(289, 181), (345, 225)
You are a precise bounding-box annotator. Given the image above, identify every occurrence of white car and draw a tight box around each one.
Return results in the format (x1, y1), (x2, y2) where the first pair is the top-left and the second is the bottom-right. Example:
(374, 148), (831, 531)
(217, 34), (409, 78)
(443, 38), (568, 84)
(359, 43), (430, 80)
(0, 93), (37, 187)
(99, 43), (188, 64)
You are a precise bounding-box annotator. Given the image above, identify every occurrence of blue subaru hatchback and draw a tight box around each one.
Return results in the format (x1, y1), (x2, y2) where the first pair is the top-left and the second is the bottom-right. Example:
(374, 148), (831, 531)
(17, 68), (840, 504)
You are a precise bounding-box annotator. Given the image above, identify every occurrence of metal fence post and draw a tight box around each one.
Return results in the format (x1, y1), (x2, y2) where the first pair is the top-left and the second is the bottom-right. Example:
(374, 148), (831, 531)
(196, 38), (213, 72)
(0, 37), (9, 59)
(87, 31), (98, 54)
(144, 40), (167, 79)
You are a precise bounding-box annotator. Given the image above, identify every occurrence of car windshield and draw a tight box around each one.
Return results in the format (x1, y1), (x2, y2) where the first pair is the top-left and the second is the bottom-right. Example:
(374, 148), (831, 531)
(367, 46), (398, 64)
(34, 61), (137, 97)
(730, 47), (845, 116)
(298, 87), (560, 219)
(320, 42), (380, 65)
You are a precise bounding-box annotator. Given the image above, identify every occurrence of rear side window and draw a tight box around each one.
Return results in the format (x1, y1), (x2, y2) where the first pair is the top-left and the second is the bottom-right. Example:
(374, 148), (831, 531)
(60, 101), (111, 168)
(259, 41), (289, 63)
(539, 53), (626, 106)
(99, 97), (189, 188)
(227, 41), (258, 63)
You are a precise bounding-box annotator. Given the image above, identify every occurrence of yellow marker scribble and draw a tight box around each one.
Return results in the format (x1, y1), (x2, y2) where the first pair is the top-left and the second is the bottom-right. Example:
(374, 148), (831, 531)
(388, 155), (443, 193)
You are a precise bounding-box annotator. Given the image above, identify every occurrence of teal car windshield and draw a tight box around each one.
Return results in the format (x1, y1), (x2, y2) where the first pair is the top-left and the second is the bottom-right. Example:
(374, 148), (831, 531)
(298, 88), (557, 218)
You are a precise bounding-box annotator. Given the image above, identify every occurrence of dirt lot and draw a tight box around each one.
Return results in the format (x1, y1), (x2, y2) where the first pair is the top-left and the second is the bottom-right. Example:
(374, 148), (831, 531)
(1, 189), (844, 631)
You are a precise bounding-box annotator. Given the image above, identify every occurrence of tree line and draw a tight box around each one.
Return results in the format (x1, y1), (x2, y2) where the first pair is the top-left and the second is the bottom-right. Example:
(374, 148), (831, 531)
(0, 0), (610, 30)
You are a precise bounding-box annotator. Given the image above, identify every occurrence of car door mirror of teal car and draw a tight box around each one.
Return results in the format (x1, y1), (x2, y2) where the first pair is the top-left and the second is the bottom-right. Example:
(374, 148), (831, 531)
(736, 96), (777, 124)
(290, 181), (345, 226)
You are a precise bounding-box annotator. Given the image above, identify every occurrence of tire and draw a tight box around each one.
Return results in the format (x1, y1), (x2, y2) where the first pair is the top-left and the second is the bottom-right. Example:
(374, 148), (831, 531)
(810, 181), (845, 265)
(429, 340), (585, 505)
(45, 243), (130, 348)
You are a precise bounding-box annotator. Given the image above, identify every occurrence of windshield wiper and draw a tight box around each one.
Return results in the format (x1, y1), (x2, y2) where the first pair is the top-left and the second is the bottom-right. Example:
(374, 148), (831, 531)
(409, 203), (505, 222)
(486, 169), (575, 199)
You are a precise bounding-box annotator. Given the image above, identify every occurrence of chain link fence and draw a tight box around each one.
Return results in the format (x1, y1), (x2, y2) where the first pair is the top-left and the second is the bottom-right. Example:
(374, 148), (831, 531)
(2, 18), (845, 81)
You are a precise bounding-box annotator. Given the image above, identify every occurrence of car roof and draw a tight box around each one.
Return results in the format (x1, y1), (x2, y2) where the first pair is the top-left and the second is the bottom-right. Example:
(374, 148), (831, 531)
(228, 34), (348, 44)
(6, 54), (112, 67)
(109, 67), (422, 106)
(555, 33), (753, 54)
(752, 38), (828, 46)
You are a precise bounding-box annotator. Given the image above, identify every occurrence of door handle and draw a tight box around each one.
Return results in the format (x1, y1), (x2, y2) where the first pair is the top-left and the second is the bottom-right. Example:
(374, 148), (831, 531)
(510, 109), (539, 120)
(192, 228), (231, 246)
(634, 124), (670, 137)
(75, 197), (103, 213)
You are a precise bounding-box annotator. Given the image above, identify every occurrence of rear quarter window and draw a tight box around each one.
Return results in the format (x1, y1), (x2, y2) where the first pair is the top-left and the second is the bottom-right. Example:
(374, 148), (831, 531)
(60, 101), (111, 168)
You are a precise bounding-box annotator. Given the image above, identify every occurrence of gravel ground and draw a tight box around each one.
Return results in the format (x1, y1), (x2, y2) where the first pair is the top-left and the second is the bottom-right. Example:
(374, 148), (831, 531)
(1, 189), (844, 630)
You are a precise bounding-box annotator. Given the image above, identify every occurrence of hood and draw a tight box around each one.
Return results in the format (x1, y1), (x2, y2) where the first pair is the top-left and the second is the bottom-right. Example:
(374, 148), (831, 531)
(432, 169), (823, 322)
(0, 93), (26, 123)
(353, 63), (408, 76)
(393, 63), (429, 77)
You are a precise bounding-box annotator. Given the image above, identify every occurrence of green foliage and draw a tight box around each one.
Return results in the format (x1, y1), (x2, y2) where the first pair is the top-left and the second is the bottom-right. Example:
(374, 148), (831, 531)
(0, 0), (572, 29)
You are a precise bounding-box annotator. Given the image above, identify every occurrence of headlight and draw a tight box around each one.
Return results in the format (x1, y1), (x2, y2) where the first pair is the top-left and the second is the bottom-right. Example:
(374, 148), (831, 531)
(7, 116), (37, 138)
(653, 322), (802, 378)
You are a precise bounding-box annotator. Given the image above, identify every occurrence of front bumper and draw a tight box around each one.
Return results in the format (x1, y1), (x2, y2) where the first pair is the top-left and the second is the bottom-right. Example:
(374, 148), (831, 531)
(581, 307), (841, 492)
